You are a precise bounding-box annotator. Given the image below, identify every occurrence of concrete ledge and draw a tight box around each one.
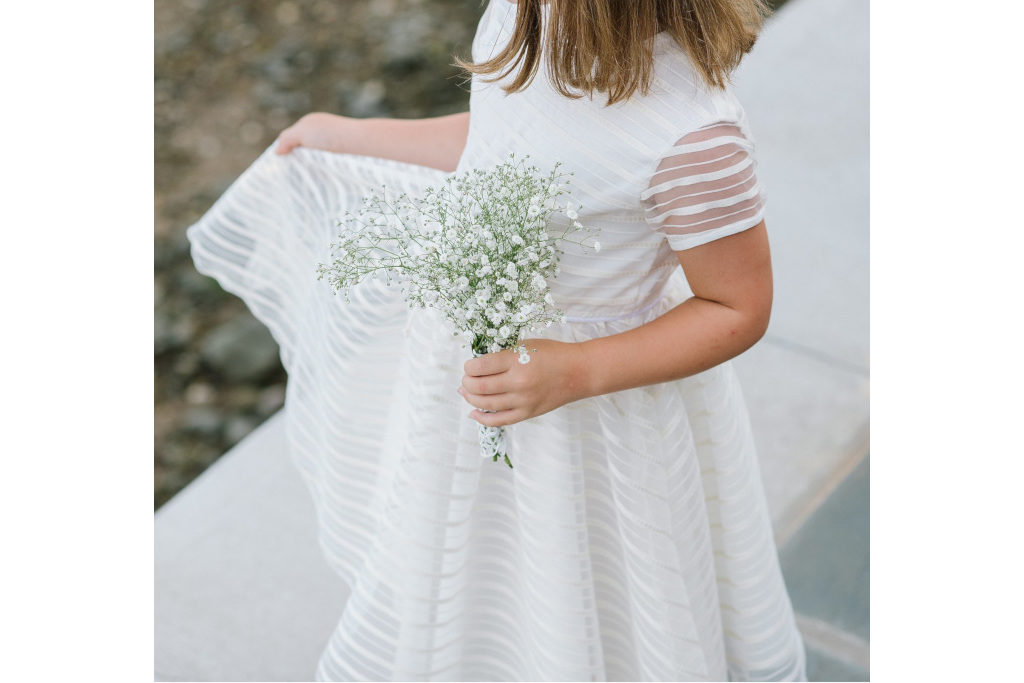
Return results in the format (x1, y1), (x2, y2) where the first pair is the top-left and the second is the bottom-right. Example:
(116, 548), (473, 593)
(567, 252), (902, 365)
(155, 412), (348, 681)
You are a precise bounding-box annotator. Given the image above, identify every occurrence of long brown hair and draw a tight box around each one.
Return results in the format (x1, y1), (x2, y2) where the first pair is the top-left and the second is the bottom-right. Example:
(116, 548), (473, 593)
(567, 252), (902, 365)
(453, 0), (772, 106)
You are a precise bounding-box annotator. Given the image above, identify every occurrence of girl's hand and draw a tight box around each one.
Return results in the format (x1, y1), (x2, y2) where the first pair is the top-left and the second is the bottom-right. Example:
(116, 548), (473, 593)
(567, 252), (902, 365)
(458, 339), (591, 427)
(275, 112), (354, 155)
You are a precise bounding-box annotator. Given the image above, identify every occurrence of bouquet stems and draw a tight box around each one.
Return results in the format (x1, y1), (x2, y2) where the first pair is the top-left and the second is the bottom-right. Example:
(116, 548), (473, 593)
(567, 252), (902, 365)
(471, 345), (513, 469)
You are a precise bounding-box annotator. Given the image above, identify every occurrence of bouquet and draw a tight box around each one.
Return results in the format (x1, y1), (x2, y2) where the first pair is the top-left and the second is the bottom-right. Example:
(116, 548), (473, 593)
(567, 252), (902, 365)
(315, 152), (599, 468)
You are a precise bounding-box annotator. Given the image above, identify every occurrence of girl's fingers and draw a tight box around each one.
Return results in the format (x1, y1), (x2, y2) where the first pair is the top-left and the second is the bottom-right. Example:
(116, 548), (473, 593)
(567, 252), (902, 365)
(469, 407), (525, 428)
(457, 386), (515, 412)
(463, 352), (511, 377)
(460, 374), (507, 396)
(275, 131), (299, 155)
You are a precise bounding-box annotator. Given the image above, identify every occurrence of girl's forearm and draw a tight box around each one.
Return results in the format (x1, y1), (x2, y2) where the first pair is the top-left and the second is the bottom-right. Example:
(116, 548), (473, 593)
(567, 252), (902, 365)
(574, 296), (769, 399)
(338, 111), (470, 172)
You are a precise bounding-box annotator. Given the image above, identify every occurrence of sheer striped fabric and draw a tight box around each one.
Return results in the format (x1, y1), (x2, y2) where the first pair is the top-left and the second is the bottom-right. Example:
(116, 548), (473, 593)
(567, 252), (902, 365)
(184, 0), (806, 680)
(642, 121), (767, 251)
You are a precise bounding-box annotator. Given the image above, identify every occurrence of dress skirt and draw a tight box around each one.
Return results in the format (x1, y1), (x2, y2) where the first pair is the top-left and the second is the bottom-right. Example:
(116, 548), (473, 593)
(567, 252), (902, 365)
(185, 144), (808, 682)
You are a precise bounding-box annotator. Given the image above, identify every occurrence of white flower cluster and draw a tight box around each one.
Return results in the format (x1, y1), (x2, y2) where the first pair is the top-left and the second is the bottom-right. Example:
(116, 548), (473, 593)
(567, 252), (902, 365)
(315, 152), (601, 358)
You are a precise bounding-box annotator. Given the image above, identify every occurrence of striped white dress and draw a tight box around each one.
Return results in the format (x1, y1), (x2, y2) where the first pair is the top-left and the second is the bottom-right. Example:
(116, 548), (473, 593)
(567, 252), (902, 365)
(186, 0), (807, 680)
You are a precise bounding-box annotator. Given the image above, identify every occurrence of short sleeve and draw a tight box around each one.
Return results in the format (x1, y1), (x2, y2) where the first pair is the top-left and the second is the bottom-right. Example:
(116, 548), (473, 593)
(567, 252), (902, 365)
(640, 120), (766, 251)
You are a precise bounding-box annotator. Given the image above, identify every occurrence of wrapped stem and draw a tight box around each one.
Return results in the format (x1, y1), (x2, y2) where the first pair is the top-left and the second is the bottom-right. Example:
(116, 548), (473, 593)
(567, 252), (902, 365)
(471, 348), (513, 469)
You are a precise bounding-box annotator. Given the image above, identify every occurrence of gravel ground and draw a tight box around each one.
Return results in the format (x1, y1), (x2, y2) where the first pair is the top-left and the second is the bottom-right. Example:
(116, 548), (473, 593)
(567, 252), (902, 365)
(154, 0), (784, 508)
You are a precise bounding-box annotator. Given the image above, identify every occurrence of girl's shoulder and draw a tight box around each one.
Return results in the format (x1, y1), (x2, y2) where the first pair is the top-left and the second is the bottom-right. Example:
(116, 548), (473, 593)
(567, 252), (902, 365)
(647, 33), (745, 123)
(599, 34), (751, 161)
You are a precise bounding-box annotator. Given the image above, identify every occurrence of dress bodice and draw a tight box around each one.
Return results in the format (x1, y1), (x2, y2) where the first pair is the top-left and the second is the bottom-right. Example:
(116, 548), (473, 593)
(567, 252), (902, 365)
(455, 0), (765, 322)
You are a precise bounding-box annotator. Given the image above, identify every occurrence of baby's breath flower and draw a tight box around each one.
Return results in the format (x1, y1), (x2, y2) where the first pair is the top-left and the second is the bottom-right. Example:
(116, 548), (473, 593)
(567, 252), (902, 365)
(315, 153), (602, 464)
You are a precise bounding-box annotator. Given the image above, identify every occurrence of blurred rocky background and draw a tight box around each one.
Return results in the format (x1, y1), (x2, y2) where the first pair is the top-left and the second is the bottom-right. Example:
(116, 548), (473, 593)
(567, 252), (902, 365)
(155, 0), (785, 509)
(155, 0), (484, 508)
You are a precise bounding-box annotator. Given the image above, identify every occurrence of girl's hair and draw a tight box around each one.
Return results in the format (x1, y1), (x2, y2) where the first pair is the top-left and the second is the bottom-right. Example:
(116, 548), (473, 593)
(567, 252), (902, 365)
(454, 0), (772, 105)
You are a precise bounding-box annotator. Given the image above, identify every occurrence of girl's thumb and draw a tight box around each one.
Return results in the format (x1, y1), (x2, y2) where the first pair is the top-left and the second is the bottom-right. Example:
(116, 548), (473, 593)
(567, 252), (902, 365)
(275, 134), (296, 155)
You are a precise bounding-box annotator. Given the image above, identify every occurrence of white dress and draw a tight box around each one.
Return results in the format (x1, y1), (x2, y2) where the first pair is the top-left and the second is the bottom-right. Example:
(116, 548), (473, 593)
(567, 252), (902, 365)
(185, 0), (808, 680)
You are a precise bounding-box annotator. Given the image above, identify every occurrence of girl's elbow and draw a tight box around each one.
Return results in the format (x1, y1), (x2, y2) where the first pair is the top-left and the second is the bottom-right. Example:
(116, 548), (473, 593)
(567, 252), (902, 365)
(744, 300), (772, 348)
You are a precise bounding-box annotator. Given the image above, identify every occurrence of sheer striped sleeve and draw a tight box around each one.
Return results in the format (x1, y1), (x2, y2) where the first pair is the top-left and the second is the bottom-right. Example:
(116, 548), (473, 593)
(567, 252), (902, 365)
(640, 121), (766, 251)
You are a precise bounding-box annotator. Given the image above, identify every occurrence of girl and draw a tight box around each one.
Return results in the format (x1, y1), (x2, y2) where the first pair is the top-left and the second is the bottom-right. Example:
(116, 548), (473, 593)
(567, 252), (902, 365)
(187, 0), (807, 680)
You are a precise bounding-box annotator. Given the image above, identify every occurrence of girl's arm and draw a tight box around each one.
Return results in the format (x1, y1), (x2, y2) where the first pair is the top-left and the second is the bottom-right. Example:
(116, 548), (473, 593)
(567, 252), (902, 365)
(577, 221), (772, 398)
(276, 111), (470, 173)
(457, 221), (773, 427)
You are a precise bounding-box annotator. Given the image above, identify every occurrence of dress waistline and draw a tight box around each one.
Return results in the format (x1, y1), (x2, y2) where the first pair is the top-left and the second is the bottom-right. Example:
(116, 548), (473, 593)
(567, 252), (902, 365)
(560, 271), (687, 324)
